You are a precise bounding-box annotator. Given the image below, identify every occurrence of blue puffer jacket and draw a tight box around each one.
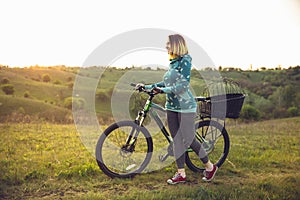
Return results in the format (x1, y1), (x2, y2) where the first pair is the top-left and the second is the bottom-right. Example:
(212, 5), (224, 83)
(146, 54), (197, 113)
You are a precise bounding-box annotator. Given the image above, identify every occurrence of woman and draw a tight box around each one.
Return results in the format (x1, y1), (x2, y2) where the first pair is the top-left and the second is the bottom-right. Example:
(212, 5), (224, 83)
(137, 34), (217, 184)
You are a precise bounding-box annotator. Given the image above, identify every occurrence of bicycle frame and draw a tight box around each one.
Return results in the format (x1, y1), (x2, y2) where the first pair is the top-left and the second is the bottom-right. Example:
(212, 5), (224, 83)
(130, 88), (224, 161)
(134, 91), (214, 142)
(134, 91), (173, 144)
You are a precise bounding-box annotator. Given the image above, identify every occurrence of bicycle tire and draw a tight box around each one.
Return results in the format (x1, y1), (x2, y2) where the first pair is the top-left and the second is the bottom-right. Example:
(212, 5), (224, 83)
(95, 121), (153, 178)
(186, 120), (230, 172)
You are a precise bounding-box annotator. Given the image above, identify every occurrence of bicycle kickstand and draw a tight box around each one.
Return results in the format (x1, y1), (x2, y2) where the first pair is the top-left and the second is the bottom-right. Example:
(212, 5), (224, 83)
(159, 153), (170, 162)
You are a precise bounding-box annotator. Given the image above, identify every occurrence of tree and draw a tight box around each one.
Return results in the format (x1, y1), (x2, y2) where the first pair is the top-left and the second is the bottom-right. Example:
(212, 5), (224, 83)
(268, 87), (283, 107)
(282, 85), (296, 108)
(42, 74), (51, 82)
(1, 84), (15, 95)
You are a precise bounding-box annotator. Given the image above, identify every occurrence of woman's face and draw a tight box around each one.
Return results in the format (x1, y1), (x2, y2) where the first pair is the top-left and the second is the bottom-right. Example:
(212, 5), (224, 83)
(166, 39), (171, 55)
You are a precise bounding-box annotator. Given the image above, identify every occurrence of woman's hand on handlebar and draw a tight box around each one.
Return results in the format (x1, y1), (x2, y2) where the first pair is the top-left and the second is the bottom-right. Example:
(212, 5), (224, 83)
(131, 83), (163, 94)
(134, 83), (145, 92)
(152, 87), (164, 94)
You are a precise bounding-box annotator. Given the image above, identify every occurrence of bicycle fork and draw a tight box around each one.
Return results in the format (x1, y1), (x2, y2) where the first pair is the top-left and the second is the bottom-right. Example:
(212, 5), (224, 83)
(122, 121), (143, 153)
(122, 106), (149, 153)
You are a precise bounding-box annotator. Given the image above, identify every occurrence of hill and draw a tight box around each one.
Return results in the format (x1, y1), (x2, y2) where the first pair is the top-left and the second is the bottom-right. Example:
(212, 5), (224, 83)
(0, 66), (76, 123)
(0, 65), (299, 123)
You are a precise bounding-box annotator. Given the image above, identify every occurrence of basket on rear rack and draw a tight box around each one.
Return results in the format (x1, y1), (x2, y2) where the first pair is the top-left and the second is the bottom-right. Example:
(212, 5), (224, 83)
(199, 93), (245, 119)
(198, 78), (246, 119)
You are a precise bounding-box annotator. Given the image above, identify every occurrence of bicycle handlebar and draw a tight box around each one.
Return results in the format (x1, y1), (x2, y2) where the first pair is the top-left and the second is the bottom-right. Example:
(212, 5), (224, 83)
(130, 83), (160, 96)
(131, 83), (209, 102)
(195, 96), (208, 102)
(130, 83), (138, 87)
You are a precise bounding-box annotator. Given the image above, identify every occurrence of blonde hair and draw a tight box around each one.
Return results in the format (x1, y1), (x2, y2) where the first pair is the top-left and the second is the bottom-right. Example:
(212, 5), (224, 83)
(168, 34), (188, 57)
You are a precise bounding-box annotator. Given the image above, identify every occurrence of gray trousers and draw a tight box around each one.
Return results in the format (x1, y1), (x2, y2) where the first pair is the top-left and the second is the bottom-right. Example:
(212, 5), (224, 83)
(167, 110), (208, 169)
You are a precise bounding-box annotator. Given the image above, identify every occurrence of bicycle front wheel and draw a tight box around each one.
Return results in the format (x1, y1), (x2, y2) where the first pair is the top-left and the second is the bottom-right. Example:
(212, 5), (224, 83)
(186, 120), (230, 172)
(95, 121), (153, 178)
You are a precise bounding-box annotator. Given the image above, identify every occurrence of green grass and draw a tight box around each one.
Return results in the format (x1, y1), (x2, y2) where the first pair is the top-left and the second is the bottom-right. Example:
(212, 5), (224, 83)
(0, 95), (71, 123)
(1, 117), (299, 199)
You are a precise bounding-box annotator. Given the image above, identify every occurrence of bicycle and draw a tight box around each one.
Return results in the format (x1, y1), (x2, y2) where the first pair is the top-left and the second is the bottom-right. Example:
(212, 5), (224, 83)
(95, 83), (245, 178)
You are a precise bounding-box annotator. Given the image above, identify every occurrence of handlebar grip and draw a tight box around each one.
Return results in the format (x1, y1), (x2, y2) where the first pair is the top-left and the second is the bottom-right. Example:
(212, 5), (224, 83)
(130, 83), (137, 87)
(195, 96), (208, 102)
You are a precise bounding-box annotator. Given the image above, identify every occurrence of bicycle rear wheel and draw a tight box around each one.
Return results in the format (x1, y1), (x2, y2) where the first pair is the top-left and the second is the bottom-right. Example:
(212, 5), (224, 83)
(95, 121), (153, 178)
(186, 120), (230, 172)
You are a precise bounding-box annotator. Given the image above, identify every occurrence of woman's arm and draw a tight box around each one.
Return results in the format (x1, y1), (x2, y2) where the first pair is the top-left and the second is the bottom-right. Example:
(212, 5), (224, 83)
(144, 81), (165, 89)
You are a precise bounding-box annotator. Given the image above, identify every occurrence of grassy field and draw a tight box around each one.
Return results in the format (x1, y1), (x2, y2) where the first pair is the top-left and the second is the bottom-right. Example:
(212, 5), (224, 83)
(0, 117), (300, 200)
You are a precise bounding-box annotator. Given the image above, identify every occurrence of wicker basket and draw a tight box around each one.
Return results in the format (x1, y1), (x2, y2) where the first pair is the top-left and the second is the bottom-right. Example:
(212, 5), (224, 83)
(199, 78), (246, 119)
(199, 93), (245, 119)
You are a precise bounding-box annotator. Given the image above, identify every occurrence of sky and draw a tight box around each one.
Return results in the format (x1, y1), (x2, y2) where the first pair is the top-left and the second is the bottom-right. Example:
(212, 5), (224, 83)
(0, 0), (299, 70)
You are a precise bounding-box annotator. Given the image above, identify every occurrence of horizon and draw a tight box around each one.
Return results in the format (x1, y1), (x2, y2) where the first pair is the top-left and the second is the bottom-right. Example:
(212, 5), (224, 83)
(1, 63), (299, 71)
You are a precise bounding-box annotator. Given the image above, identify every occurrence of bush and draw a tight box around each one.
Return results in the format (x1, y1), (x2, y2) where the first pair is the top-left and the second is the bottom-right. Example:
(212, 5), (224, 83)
(1, 77), (10, 84)
(67, 82), (74, 89)
(42, 74), (51, 82)
(1, 84), (15, 95)
(67, 76), (72, 82)
(64, 97), (73, 110)
(24, 91), (30, 98)
(64, 97), (85, 110)
(18, 107), (26, 114)
(96, 88), (113, 102)
(53, 80), (61, 85)
(287, 106), (299, 117)
(96, 90), (109, 101)
(240, 104), (261, 121)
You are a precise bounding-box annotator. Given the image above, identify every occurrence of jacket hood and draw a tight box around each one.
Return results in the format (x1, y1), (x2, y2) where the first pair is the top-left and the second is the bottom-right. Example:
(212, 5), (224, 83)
(182, 54), (192, 62)
(170, 54), (192, 64)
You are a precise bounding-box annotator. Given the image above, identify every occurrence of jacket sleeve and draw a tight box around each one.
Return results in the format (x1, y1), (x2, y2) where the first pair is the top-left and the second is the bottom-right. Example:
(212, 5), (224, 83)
(144, 81), (165, 89)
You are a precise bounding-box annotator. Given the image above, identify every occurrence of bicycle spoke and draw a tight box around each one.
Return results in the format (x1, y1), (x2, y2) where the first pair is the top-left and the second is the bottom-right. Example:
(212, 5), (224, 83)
(96, 121), (153, 178)
(186, 120), (230, 172)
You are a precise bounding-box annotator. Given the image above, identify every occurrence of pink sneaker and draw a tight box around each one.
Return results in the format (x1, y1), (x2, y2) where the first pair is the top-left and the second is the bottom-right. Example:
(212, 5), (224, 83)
(202, 165), (218, 182)
(167, 173), (186, 184)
